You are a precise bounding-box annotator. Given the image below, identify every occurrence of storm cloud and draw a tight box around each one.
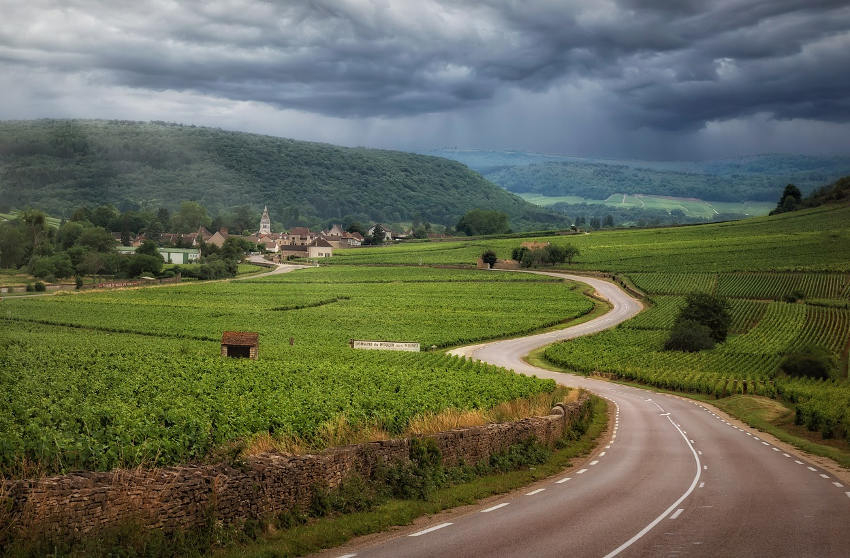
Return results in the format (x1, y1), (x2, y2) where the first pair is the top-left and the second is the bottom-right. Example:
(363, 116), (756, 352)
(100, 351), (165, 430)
(1, 0), (849, 158)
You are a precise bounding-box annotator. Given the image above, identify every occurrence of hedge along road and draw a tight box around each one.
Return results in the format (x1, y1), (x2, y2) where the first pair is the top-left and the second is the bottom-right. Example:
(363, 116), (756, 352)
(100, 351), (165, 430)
(324, 271), (850, 558)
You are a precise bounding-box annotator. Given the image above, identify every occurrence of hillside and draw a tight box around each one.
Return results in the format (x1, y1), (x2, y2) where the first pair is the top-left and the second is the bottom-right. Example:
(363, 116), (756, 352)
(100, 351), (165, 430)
(430, 149), (850, 203)
(0, 120), (564, 231)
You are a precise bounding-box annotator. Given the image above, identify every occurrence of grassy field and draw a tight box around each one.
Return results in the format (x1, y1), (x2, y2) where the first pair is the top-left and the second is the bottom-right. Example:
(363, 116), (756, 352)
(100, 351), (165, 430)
(331, 204), (850, 272)
(0, 266), (593, 476)
(518, 193), (774, 219)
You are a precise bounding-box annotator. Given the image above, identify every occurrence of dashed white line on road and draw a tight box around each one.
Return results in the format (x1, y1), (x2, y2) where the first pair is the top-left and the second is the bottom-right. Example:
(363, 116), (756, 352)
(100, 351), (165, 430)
(577, 468), (588, 474)
(697, 450), (703, 455)
(703, 465), (708, 470)
(846, 492), (850, 499)
(338, 554), (357, 558)
(834, 482), (844, 488)
(820, 474), (830, 479)
(795, 460), (804, 464)
(699, 482), (705, 488)
(526, 489), (545, 496)
(605, 445), (611, 449)
(481, 503), (510, 513)
(761, 441), (770, 445)
(556, 477), (572, 484)
(669, 509), (684, 520)
(600, 451), (606, 456)
(772, 447), (781, 452)
(808, 467), (818, 472)
(754, 437), (761, 440)
(783, 453), (791, 457)
(590, 460), (600, 466)
(409, 523), (453, 537)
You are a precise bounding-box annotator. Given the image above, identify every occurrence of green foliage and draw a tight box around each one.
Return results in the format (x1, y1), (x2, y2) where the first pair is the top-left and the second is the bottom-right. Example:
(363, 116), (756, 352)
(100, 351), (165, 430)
(779, 346), (837, 380)
(770, 184), (803, 215)
(33, 281), (45, 292)
(0, 119), (566, 231)
(456, 209), (510, 236)
(481, 249), (497, 268)
(663, 320), (716, 352)
(0, 266), (587, 475)
(125, 253), (163, 277)
(674, 293), (732, 343)
(136, 239), (161, 258)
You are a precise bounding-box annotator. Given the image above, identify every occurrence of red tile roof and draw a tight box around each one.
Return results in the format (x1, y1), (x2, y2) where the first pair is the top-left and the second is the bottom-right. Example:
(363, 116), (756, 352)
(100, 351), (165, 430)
(221, 331), (259, 346)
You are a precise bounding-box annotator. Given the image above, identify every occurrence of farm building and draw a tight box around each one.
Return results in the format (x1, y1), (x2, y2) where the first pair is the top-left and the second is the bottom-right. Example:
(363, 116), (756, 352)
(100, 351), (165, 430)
(221, 331), (259, 359)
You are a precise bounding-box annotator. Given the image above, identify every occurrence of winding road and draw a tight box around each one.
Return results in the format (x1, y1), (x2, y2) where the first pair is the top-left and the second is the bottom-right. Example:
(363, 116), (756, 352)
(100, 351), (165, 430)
(319, 271), (850, 558)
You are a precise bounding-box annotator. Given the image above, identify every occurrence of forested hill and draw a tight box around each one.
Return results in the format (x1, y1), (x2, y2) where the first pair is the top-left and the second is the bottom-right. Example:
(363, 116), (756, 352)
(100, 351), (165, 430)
(0, 120), (564, 230)
(430, 149), (850, 203)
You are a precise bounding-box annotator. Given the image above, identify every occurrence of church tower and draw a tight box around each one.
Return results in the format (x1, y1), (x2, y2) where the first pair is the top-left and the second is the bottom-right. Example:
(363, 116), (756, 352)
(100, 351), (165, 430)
(259, 206), (271, 235)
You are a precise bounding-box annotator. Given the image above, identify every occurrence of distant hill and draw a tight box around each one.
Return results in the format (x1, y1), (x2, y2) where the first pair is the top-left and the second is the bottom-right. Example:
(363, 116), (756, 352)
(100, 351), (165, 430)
(0, 120), (565, 231)
(429, 149), (850, 203)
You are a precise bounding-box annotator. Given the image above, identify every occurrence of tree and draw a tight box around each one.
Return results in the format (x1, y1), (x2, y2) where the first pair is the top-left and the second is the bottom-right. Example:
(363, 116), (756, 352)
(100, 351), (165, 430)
(779, 345), (836, 380)
(0, 222), (26, 268)
(171, 201), (211, 233)
(664, 320), (716, 352)
(137, 239), (162, 259)
(603, 215), (614, 228)
(346, 221), (367, 236)
(770, 184), (803, 215)
(563, 244), (579, 264)
(589, 217), (601, 230)
(456, 209), (510, 236)
(366, 224), (387, 245)
(673, 293), (732, 343)
(77, 227), (115, 252)
(125, 254), (163, 277)
(481, 249), (498, 268)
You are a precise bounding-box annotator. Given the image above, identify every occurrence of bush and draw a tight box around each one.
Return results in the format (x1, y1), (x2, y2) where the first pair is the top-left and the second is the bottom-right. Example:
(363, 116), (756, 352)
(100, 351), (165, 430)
(783, 289), (806, 303)
(664, 320), (716, 352)
(779, 346), (837, 380)
(481, 249), (497, 268)
(25, 283), (34, 292)
(674, 293), (731, 343)
(34, 281), (46, 292)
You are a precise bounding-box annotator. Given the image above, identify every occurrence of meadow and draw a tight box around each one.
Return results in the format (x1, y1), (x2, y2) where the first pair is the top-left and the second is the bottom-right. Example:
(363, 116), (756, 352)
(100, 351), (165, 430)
(0, 266), (593, 476)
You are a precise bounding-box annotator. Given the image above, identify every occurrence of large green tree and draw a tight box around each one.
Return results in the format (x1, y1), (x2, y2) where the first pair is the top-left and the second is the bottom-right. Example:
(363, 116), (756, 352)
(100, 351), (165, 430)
(456, 209), (510, 236)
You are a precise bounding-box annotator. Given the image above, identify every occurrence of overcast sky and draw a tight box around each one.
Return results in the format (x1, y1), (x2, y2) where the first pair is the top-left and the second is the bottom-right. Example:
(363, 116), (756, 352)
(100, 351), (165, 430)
(1, 0), (849, 160)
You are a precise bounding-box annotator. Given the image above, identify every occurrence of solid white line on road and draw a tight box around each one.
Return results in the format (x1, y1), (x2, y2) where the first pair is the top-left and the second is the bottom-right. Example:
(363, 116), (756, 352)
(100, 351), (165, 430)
(526, 489), (545, 496)
(600, 451), (606, 456)
(834, 482), (844, 488)
(577, 468), (588, 474)
(481, 503), (510, 513)
(820, 474), (830, 479)
(603, 415), (702, 558)
(556, 477), (572, 484)
(409, 523), (453, 537)
(669, 509), (684, 520)
(808, 467), (818, 472)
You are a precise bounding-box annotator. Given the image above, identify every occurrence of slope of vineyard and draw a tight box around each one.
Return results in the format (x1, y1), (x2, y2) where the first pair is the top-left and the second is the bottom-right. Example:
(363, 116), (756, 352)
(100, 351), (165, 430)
(0, 266), (593, 476)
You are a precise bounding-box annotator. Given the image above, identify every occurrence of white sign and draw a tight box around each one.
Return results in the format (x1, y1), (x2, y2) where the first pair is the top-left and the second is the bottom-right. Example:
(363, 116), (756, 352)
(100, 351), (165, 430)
(350, 340), (420, 352)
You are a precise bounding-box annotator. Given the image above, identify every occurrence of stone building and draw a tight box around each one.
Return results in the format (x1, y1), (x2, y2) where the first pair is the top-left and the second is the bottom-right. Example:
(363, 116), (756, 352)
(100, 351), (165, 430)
(221, 331), (259, 359)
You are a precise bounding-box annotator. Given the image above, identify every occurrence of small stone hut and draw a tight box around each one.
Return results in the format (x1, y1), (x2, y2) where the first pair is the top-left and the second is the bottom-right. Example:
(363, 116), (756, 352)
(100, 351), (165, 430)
(221, 331), (259, 359)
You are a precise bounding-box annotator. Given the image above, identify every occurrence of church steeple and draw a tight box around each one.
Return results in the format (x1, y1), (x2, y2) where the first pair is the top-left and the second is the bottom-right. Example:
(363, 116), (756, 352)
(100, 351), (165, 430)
(259, 205), (271, 235)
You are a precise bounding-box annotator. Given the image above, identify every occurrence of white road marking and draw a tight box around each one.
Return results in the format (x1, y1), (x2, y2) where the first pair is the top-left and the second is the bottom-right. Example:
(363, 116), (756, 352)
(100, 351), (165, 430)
(602, 415), (702, 558)
(526, 488), (545, 496)
(577, 468), (588, 474)
(699, 482), (705, 488)
(820, 474), (830, 479)
(808, 467), (818, 472)
(746, 433), (752, 436)
(754, 437), (760, 440)
(783, 453), (791, 457)
(846, 492), (850, 499)
(590, 460), (600, 466)
(834, 482), (844, 488)
(795, 460), (804, 464)
(669, 508), (684, 520)
(338, 554), (357, 558)
(690, 439), (695, 443)
(703, 465), (708, 470)
(482, 503), (510, 513)
(599, 451), (606, 456)
(660, 413), (671, 416)
(605, 445), (611, 449)
(409, 522), (453, 537)
(556, 477), (572, 484)
(697, 450), (703, 455)
(772, 447), (781, 452)
(761, 441), (770, 445)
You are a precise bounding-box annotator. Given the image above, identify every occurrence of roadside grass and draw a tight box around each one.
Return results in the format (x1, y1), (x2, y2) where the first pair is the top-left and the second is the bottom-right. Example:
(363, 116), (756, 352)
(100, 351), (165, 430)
(528, 352), (850, 470)
(214, 396), (608, 558)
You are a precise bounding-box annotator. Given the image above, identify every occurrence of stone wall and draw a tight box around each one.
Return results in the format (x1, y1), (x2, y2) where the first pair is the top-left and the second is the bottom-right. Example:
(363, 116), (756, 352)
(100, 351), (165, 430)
(3, 395), (590, 540)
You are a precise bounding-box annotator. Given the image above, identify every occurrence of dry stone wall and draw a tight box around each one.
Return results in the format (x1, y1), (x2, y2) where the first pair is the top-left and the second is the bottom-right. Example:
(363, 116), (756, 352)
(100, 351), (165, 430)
(3, 395), (590, 540)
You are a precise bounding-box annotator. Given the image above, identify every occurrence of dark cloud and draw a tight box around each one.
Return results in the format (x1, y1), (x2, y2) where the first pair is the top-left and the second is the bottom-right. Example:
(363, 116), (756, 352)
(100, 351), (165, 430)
(0, 0), (848, 157)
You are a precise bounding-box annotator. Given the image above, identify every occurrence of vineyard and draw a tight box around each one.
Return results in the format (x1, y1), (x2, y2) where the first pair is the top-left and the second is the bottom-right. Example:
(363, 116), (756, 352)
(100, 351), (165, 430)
(0, 266), (593, 476)
(545, 270), (850, 443)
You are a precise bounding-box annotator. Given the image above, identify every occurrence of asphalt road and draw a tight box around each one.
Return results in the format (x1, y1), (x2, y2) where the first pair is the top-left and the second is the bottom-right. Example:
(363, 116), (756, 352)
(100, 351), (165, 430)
(319, 272), (850, 558)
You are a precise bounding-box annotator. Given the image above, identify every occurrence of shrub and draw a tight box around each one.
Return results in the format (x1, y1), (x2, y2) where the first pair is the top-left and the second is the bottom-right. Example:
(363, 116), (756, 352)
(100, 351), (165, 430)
(25, 283), (34, 292)
(664, 320), (716, 352)
(674, 293), (731, 343)
(779, 346), (837, 380)
(481, 249), (497, 268)
(783, 289), (806, 303)
(34, 281), (46, 292)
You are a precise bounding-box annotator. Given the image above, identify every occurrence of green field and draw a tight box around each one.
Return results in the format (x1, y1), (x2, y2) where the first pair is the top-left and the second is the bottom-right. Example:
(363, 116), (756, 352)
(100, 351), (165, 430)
(518, 193), (774, 219)
(0, 266), (593, 476)
(332, 204), (850, 272)
(329, 204), (850, 446)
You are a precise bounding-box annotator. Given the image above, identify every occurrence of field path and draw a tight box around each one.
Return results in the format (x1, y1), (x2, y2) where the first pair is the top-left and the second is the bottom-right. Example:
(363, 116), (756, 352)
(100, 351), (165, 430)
(322, 271), (850, 558)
